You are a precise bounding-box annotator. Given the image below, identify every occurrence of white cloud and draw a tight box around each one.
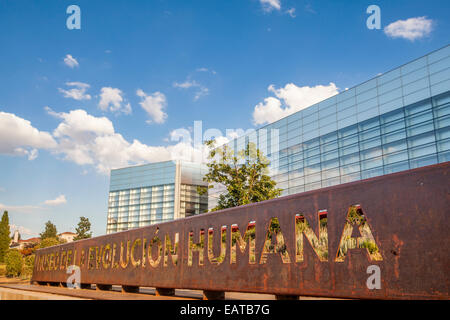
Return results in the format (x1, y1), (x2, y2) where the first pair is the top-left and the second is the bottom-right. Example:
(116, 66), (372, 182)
(0, 111), (57, 160)
(137, 89), (168, 124)
(2, 108), (211, 175)
(58, 82), (91, 100)
(63, 54), (79, 68)
(10, 224), (34, 237)
(46, 108), (193, 173)
(173, 80), (199, 89)
(43, 195), (67, 206)
(173, 79), (209, 101)
(286, 8), (296, 18)
(98, 87), (132, 115)
(252, 82), (339, 125)
(194, 87), (210, 101)
(0, 203), (42, 214)
(196, 67), (217, 75)
(260, 0), (281, 11)
(384, 17), (433, 41)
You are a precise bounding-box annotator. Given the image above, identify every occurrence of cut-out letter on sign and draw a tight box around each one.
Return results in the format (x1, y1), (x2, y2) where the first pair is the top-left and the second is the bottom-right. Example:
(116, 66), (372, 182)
(295, 210), (328, 262)
(260, 217), (291, 264)
(230, 222), (256, 264)
(335, 205), (383, 262)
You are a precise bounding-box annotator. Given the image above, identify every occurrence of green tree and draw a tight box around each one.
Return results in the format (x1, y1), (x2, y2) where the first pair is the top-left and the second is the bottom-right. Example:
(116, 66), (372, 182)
(22, 254), (35, 278)
(199, 140), (282, 211)
(5, 250), (23, 277)
(0, 211), (11, 263)
(39, 220), (57, 240)
(73, 216), (92, 241)
(38, 237), (61, 249)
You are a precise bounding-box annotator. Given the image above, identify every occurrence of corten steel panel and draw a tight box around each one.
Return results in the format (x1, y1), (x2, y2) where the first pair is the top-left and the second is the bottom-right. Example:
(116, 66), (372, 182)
(32, 162), (450, 299)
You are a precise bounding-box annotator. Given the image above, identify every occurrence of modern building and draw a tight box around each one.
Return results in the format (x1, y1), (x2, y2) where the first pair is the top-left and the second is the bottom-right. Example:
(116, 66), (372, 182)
(106, 160), (208, 234)
(210, 45), (450, 208)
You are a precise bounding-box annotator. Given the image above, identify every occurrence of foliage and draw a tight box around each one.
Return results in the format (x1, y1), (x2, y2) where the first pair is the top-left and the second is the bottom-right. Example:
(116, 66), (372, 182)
(5, 250), (23, 277)
(37, 237), (61, 249)
(0, 211), (11, 263)
(199, 140), (282, 211)
(0, 264), (6, 276)
(74, 216), (93, 241)
(20, 247), (35, 256)
(21, 255), (35, 279)
(40, 220), (58, 240)
(360, 240), (379, 254)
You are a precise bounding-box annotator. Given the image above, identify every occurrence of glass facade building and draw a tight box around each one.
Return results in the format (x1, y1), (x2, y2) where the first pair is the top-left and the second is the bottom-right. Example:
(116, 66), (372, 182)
(210, 45), (450, 208)
(106, 160), (208, 234)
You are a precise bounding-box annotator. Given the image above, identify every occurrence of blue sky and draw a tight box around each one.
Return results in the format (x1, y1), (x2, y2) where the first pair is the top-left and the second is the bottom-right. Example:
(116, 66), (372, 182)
(0, 0), (449, 238)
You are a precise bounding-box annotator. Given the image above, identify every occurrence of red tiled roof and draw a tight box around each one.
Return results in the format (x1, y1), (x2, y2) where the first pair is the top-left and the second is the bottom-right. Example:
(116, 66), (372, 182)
(19, 237), (40, 243)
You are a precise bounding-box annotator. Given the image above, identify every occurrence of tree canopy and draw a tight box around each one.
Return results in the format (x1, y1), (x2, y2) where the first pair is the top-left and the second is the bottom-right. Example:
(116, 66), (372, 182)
(199, 140), (282, 211)
(0, 211), (11, 263)
(74, 216), (92, 241)
(39, 220), (58, 240)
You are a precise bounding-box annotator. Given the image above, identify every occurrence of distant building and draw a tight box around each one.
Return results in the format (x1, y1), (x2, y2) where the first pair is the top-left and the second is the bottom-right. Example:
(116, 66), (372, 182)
(106, 160), (208, 234)
(9, 237), (40, 250)
(58, 232), (76, 243)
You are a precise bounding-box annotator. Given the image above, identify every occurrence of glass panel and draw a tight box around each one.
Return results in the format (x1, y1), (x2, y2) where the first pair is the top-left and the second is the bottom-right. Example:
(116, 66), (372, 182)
(321, 167), (340, 179)
(361, 166), (384, 179)
(409, 154), (438, 169)
(361, 156), (383, 170)
(339, 143), (359, 156)
(383, 139), (407, 154)
(382, 129), (406, 144)
(360, 147), (382, 160)
(408, 143), (437, 159)
(401, 67), (428, 85)
(305, 173), (321, 184)
(340, 152), (360, 165)
(406, 121), (434, 137)
(401, 56), (427, 75)
(407, 131), (436, 148)
(437, 138), (450, 152)
(321, 149), (339, 161)
(438, 150), (450, 162)
(435, 115), (450, 129)
(340, 163), (360, 175)
(405, 99), (432, 116)
(383, 160), (409, 174)
(360, 137), (381, 150)
(378, 68), (401, 84)
(383, 150), (408, 165)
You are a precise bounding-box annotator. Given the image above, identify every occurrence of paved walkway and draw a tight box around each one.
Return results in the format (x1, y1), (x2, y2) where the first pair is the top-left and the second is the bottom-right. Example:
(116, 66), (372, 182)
(0, 286), (88, 300)
(0, 283), (341, 300)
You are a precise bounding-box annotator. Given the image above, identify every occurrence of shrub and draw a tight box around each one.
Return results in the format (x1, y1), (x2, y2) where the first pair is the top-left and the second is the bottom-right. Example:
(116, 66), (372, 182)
(5, 250), (24, 277)
(0, 264), (6, 276)
(21, 255), (35, 279)
(37, 237), (60, 249)
(20, 247), (35, 256)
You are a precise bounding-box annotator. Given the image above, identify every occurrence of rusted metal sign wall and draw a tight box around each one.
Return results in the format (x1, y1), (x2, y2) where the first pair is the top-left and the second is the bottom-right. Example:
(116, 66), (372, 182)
(32, 163), (450, 299)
